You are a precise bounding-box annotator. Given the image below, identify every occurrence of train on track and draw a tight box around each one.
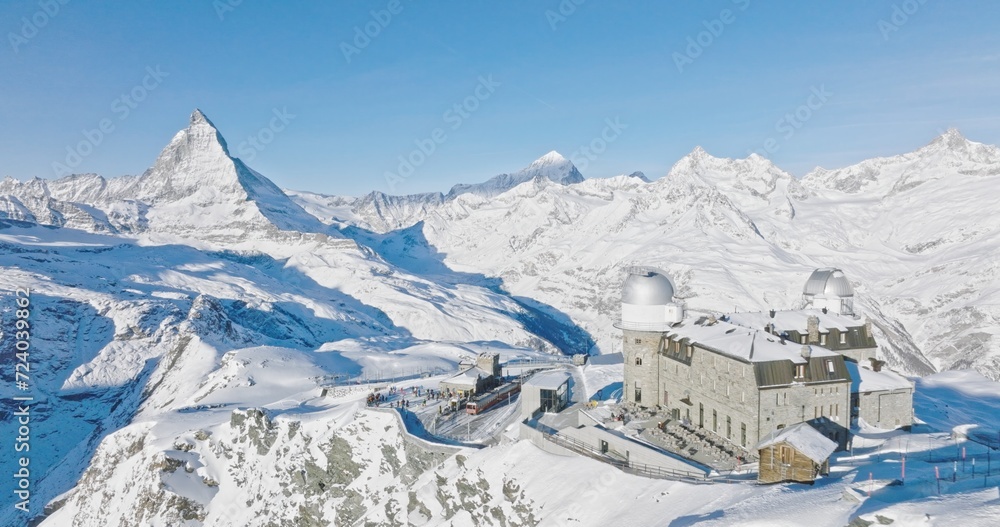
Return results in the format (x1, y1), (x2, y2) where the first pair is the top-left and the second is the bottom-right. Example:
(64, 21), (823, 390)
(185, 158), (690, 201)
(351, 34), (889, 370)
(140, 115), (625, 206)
(466, 381), (521, 415)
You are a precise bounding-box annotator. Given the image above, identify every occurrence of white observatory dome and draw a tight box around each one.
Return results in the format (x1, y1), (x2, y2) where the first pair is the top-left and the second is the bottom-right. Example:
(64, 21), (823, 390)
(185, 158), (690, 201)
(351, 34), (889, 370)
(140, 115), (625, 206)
(618, 266), (684, 329)
(803, 268), (854, 298)
(802, 267), (855, 315)
(622, 267), (675, 305)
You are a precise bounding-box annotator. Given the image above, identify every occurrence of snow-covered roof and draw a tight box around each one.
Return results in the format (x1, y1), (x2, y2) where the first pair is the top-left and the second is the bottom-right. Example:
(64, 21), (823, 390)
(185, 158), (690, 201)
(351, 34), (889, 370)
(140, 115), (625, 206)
(755, 422), (838, 462)
(725, 309), (861, 334)
(440, 366), (492, 388)
(845, 361), (913, 393)
(525, 370), (570, 390)
(803, 268), (854, 297)
(622, 267), (674, 305)
(664, 314), (840, 364)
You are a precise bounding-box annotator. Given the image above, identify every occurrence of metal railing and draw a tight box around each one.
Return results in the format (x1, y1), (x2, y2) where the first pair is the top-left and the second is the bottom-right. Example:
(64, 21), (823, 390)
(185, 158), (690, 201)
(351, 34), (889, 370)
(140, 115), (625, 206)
(537, 428), (714, 484)
(612, 319), (676, 331)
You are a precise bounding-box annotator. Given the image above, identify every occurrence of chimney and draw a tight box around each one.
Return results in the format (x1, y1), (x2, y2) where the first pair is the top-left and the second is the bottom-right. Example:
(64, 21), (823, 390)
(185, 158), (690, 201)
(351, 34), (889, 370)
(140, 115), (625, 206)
(821, 307), (828, 314)
(800, 345), (812, 358)
(869, 358), (885, 372)
(807, 315), (820, 344)
(769, 309), (776, 319)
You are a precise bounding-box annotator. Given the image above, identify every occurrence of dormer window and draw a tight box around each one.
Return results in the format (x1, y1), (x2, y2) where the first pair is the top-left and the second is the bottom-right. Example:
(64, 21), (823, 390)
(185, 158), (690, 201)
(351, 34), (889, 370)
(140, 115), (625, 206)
(839, 332), (847, 344)
(794, 364), (806, 379)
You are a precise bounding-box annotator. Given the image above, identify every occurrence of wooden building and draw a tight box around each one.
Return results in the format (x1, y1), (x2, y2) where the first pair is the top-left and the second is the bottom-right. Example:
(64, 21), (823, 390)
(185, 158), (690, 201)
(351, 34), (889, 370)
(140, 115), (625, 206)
(755, 422), (838, 484)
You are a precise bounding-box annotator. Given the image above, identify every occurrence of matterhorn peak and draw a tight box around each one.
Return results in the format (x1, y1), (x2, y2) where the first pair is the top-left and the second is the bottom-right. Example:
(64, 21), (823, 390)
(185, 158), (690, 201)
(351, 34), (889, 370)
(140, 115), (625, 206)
(190, 108), (214, 127)
(120, 109), (325, 235)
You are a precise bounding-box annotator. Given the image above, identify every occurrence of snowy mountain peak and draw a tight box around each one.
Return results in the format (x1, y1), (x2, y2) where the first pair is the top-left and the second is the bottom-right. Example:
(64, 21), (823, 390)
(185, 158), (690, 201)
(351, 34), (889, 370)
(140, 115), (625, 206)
(446, 151), (584, 199)
(916, 128), (1000, 162)
(627, 171), (650, 182)
(117, 109), (325, 234)
(189, 108), (214, 127)
(529, 150), (569, 167)
(803, 129), (1000, 195)
(131, 110), (240, 203)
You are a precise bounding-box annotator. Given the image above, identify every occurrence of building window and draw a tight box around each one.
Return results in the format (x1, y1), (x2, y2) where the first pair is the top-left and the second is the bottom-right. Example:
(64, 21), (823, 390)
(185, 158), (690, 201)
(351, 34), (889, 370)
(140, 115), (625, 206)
(826, 359), (836, 376)
(779, 446), (793, 465)
(635, 338), (642, 344)
(840, 332), (847, 344)
(634, 382), (642, 403)
(800, 335), (807, 344)
(686, 345), (692, 359)
(794, 364), (806, 379)
(820, 334), (827, 345)
(741, 423), (747, 447)
(635, 356), (642, 366)
(712, 410), (718, 432)
(726, 417), (732, 439)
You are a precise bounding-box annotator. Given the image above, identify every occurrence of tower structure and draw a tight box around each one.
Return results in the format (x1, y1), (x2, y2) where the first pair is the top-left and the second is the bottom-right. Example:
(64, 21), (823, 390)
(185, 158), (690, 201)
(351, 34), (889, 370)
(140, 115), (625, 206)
(615, 266), (683, 406)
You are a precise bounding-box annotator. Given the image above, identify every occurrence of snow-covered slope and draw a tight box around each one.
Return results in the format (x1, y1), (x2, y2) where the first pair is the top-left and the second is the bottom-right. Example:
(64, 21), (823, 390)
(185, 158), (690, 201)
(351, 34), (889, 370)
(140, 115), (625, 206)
(3, 111), (1000, 526)
(287, 132), (1000, 379)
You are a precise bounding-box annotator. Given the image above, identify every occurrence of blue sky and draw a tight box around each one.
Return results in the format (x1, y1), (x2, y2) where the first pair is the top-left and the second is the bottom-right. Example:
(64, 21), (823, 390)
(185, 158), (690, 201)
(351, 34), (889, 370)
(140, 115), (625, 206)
(2, 0), (998, 196)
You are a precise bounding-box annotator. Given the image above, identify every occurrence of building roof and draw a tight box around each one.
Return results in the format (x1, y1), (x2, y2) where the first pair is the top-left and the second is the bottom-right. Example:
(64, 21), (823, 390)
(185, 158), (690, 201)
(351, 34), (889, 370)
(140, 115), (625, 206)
(525, 370), (571, 390)
(803, 268), (854, 298)
(440, 366), (492, 388)
(622, 266), (674, 305)
(845, 361), (913, 393)
(663, 314), (841, 365)
(724, 309), (862, 334)
(755, 422), (838, 462)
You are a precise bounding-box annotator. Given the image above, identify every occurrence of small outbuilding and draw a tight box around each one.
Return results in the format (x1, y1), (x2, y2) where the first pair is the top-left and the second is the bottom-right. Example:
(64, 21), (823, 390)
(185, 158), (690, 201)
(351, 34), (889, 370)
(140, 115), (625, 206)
(521, 370), (571, 418)
(439, 366), (494, 396)
(755, 422), (838, 484)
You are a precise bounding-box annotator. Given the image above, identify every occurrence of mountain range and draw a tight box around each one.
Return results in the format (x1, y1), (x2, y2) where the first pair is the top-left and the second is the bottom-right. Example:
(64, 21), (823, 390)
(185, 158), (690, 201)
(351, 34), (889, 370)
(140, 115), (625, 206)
(2, 109), (999, 525)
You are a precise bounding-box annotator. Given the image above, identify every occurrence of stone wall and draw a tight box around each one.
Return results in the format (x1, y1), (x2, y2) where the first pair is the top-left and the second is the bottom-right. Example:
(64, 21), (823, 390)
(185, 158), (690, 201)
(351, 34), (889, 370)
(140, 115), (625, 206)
(759, 383), (851, 449)
(857, 388), (913, 429)
(622, 329), (664, 406)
